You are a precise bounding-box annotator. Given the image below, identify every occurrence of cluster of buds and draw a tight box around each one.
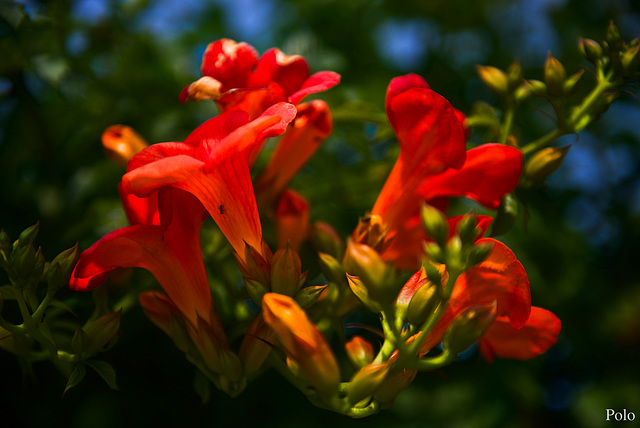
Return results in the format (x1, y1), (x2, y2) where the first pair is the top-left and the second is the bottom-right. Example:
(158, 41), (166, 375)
(0, 223), (122, 393)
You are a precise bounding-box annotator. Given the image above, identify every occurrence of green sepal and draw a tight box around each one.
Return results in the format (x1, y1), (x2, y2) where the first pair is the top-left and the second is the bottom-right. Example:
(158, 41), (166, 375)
(63, 363), (86, 396)
(84, 360), (120, 391)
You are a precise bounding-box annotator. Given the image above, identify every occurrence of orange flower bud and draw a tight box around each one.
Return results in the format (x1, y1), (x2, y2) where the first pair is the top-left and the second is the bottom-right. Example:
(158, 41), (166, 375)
(239, 314), (277, 376)
(345, 336), (375, 368)
(262, 293), (340, 396)
(101, 125), (148, 168)
(346, 361), (391, 405)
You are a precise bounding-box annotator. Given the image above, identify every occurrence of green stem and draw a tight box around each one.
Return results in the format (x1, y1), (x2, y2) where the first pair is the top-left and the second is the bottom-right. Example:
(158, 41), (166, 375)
(500, 103), (515, 145)
(521, 70), (615, 156)
(406, 268), (461, 357)
(411, 349), (454, 371)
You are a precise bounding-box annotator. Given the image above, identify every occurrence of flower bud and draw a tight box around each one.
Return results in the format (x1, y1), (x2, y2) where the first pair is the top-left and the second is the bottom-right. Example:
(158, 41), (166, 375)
(47, 242), (79, 293)
(346, 274), (382, 313)
(101, 125), (148, 168)
(18, 222), (39, 244)
(443, 303), (497, 354)
(347, 362), (391, 405)
(423, 241), (445, 264)
(620, 43), (640, 78)
(407, 282), (440, 325)
(563, 70), (584, 96)
(456, 214), (480, 245)
(237, 241), (270, 286)
(343, 241), (395, 305)
(262, 293), (341, 397)
(311, 221), (345, 259)
(420, 204), (449, 246)
(345, 336), (374, 368)
(526, 79), (547, 96)
(245, 279), (269, 306)
(491, 193), (518, 236)
(373, 369), (417, 409)
(506, 60), (523, 92)
(467, 241), (495, 267)
(476, 65), (508, 96)
(579, 38), (603, 62)
(270, 244), (302, 297)
(544, 53), (567, 97)
(295, 284), (327, 309)
(523, 145), (571, 184)
(78, 310), (122, 357)
(317, 252), (345, 285)
(605, 21), (622, 51)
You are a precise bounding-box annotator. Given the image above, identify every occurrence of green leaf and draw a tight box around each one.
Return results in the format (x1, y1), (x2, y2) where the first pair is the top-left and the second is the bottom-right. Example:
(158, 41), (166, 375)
(193, 369), (211, 405)
(85, 360), (120, 391)
(63, 364), (86, 396)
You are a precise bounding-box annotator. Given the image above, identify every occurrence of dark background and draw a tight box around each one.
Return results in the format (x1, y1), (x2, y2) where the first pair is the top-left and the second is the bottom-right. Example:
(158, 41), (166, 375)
(1, 0), (639, 427)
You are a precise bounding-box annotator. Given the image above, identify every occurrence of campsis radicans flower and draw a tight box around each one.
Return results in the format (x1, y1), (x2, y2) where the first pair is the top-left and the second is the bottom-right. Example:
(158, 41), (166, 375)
(354, 74), (523, 270)
(179, 38), (340, 117)
(121, 102), (296, 265)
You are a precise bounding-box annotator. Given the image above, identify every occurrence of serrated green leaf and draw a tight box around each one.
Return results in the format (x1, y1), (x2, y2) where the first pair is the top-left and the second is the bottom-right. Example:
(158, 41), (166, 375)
(63, 364), (86, 396)
(85, 360), (120, 391)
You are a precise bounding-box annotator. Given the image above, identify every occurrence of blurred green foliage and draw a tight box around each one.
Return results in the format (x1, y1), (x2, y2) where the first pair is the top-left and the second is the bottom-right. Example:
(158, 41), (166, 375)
(1, 0), (639, 427)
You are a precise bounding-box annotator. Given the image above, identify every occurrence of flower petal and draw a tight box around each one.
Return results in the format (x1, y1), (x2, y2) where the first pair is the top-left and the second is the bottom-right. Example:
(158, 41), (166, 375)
(248, 48), (310, 97)
(478, 307), (562, 362)
(200, 39), (258, 90)
(289, 71), (342, 105)
(417, 144), (522, 209)
(456, 238), (531, 328)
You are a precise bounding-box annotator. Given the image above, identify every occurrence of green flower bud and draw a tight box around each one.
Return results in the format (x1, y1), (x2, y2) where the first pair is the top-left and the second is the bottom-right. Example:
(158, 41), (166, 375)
(467, 241), (495, 267)
(343, 240), (396, 306)
(270, 244), (303, 297)
(82, 310), (122, 356)
(526, 79), (547, 97)
(506, 60), (523, 92)
(563, 70), (584, 96)
(544, 53), (567, 97)
(456, 214), (480, 245)
(523, 145), (571, 184)
(47, 243), (80, 293)
(423, 242), (445, 264)
(407, 282), (441, 325)
(491, 193), (518, 236)
(420, 203), (449, 247)
(476, 65), (509, 96)
(443, 303), (497, 354)
(17, 222), (39, 245)
(245, 279), (269, 306)
(579, 38), (603, 62)
(294, 284), (327, 309)
(620, 43), (640, 78)
(317, 252), (345, 285)
(311, 221), (345, 259)
(605, 21), (622, 51)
